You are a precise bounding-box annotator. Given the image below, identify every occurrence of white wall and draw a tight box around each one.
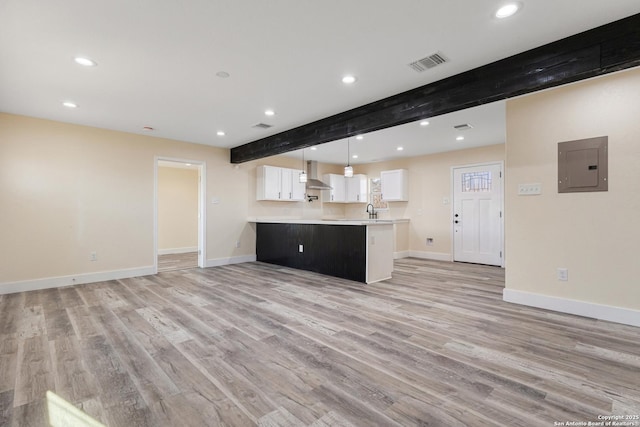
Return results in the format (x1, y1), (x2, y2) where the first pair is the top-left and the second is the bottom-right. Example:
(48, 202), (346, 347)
(505, 68), (640, 324)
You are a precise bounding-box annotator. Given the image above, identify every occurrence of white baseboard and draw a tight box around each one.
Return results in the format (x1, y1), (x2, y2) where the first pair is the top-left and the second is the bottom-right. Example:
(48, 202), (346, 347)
(0, 255), (256, 295)
(206, 254), (257, 268)
(503, 288), (640, 328)
(394, 251), (411, 259)
(0, 266), (155, 295)
(402, 250), (452, 262)
(158, 246), (198, 255)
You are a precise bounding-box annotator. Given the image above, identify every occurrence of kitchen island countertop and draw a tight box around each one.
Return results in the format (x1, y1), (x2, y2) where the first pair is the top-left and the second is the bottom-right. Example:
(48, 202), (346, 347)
(247, 218), (409, 226)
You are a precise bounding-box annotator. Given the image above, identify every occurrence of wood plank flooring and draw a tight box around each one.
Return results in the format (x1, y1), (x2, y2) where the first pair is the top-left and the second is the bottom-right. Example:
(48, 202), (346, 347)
(158, 252), (198, 272)
(1, 258), (639, 426)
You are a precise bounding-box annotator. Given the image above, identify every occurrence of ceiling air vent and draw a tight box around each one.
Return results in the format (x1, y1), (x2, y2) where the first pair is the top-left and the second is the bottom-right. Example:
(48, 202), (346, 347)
(408, 52), (448, 72)
(252, 123), (273, 130)
(454, 123), (473, 131)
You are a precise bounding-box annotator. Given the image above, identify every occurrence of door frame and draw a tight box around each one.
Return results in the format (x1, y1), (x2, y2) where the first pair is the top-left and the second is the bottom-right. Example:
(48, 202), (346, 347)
(154, 156), (207, 273)
(450, 161), (504, 268)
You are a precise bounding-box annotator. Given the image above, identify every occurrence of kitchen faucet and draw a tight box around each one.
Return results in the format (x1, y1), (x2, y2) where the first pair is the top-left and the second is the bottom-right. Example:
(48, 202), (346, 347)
(366, 203), (377, 219)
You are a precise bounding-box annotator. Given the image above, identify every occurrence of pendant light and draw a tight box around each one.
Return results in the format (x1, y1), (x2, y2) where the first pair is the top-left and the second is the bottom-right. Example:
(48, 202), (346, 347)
(299, 149), (307, 183)
(344, 138), (353, 177)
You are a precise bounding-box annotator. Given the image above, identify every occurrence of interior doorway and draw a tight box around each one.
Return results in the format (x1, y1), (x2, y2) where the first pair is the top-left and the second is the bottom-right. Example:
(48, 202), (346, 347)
(155, 158), (206, 272)
(452, 162), (504, 266)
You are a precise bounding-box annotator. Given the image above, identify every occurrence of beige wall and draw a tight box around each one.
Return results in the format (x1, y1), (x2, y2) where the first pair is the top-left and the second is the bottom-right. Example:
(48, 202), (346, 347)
(158, 166), (198, 252)
(0, 113), (254, 286)
(505, 68), (640, 311)
(346, 144), (506, 257)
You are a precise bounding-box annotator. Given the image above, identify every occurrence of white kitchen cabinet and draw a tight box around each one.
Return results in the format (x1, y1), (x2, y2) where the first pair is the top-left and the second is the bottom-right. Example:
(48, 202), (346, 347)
(257, 165), (305, 201)
(282, 168), (306, 201)
(380, 169), (409, 202)
(323, 173), (368, 203)
(345, 174), (368, 203)
(257, 165), (281, 200)
(323, 174), (346, 202)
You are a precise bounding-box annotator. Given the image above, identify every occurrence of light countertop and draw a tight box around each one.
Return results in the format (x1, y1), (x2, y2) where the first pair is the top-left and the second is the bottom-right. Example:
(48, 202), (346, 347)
(247, 218), (409, 226)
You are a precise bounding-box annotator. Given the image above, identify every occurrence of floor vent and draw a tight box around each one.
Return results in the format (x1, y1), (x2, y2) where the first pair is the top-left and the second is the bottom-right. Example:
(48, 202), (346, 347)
(253, 123), (273, 129)
(408, 52), (448, 72)
(454, 123), (473, 130)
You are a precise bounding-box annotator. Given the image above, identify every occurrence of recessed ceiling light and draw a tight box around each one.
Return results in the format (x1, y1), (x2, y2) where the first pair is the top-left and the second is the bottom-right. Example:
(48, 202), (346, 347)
(342, 75), (357, 84)
(420, 120), (430, 126)
(216, 71), (230, 78)
(495, 3), (520, 19)
(456, 136), (465, 141)
(355, 135), (363, 140)
(310, 147), (317, 150)
(185, 163), (192, 166)
(352, 154), (358, 159)
(264, 109), (275, 117)
(74, 56), (97, 67)
(397, 146), (404, 151)
(217, 131), (225, 136)
(62, 101), (78, 108)
(142, 126), (154, 131)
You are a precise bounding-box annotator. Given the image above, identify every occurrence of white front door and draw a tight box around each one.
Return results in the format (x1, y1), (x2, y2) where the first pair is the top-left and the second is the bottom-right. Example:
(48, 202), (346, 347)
(453, 163), (503, 266)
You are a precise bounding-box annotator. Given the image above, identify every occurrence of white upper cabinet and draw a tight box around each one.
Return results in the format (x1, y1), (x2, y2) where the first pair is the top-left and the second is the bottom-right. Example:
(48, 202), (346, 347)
(345, 174), (368, 203)
(324, 173), (368, 203)
(257, 165), (281, 200)
(257, 165), (305, 201)
(380, 169), (409, 201)
(324, 174), (346, 203)
(283, 168), (306, 201)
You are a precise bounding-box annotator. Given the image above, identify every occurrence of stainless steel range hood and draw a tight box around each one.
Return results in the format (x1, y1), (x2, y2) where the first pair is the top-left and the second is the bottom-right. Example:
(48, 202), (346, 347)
(305, 160), (332, 190)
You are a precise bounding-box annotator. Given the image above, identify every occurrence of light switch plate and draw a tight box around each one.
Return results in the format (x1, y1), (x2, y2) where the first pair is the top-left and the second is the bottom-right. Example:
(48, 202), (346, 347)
(518, 183), (542, 195)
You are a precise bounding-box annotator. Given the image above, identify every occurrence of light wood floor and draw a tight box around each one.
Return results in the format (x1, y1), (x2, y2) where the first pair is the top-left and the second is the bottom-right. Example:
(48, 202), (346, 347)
(158, 252), (198, 272)
(1, 259), (639, 426)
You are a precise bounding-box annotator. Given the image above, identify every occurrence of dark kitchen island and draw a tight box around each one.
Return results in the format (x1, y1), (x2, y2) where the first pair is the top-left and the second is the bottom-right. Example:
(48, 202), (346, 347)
(250, 219), (394, 284)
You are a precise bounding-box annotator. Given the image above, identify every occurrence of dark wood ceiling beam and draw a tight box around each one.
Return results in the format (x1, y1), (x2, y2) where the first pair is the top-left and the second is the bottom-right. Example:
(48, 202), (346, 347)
(231, 13), (640, 163)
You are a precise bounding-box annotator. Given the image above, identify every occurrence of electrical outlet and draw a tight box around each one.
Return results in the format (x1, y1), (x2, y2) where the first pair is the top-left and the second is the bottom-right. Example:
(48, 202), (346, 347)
(426, 238), (434, 246)
(557, 268), (568, 281)
(298, 244), (304, 253)
(235, 240), (241, 248)
(90, 251), (97, 261)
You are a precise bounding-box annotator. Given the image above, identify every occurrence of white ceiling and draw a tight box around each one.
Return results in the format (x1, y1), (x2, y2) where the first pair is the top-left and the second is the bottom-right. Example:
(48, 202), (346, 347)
(1, 1), (638, 157)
